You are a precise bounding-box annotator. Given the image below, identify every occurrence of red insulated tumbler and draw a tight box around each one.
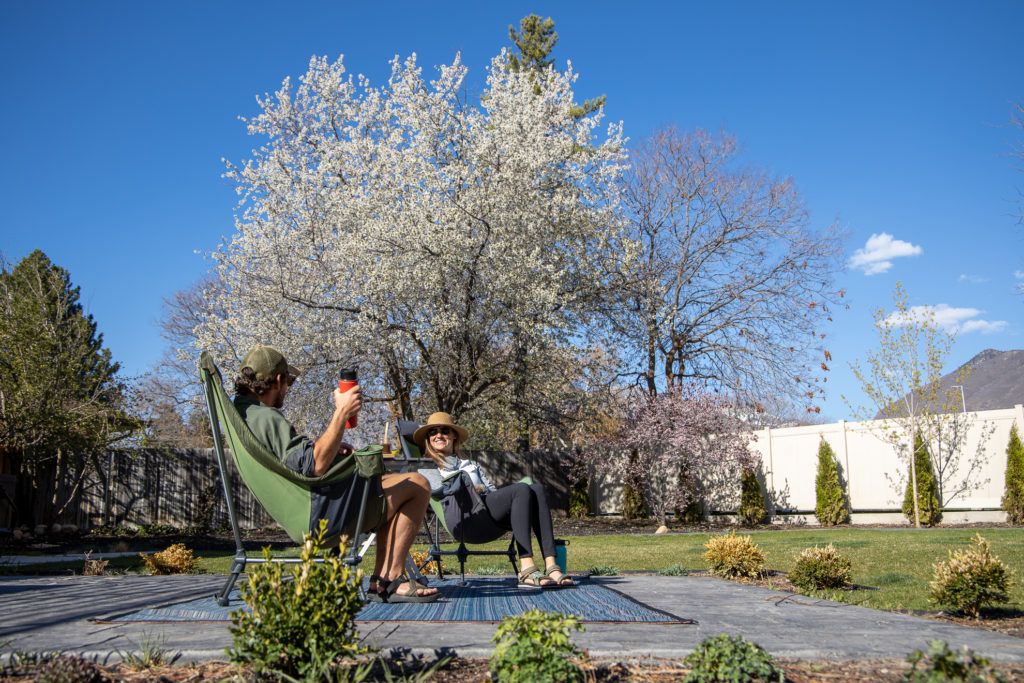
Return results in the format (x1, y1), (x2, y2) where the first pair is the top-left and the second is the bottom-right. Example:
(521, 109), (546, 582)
(338, 368), (359, 429)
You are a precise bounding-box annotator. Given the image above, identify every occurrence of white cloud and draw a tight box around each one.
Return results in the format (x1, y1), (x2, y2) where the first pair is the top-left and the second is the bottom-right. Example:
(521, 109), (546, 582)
(848, 233), (923, 275)
(1014, 270), (1024, 280)
(885, 304), (1007, 335)
(957, 274), (989, 284)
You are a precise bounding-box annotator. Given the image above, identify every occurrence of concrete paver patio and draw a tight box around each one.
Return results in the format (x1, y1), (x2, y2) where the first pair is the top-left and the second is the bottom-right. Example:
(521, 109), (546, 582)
(1, 574), (1022, 663)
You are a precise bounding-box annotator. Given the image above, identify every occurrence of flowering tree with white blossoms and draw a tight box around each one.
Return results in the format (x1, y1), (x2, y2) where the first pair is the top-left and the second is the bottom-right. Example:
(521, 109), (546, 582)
(196, 50), (627, 439)
(586, 385), (756, 526)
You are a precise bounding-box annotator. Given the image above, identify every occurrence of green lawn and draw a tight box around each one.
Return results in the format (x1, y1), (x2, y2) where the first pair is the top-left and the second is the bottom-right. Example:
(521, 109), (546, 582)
(9, 527), (1022, 613)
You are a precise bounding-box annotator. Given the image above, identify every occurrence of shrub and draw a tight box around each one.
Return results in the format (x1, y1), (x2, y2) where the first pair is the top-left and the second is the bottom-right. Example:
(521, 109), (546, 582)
(703, 531), (765, 579)
(411, 549), (441, 576)
(683, 633), (783, 682)
(738, 468), (767, 526)
(139, 543), (197, 574)
(35, 656), (108, 683)
(621, 478), (648, 520)
(568, 475), (590, 518)
(228, 521), (366, 679)
(490, 609), (585, 683)
(929, 534), (1013, 619)
(905, 640), (1006, 682)
(902, 432), (942, 526)
(788, 544), (852, 591)
(1002, 424), (1024, 525)
(814, 438), (849, 525)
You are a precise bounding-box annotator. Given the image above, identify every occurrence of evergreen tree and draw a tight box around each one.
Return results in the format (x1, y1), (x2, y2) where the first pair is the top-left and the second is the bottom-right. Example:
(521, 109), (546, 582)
(902, 432), (942, 526)
(1002, 424), (1024, 525)
(621, 450), (648, 520)
(0, 250), (138, 525)
(814, 438), (850, 526)
(568, 476), (590, 519)
(507, 14), (605, 117)
(739, 467), (767, 526)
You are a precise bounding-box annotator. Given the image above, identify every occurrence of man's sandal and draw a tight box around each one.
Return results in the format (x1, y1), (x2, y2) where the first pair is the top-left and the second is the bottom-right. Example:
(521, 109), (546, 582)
(544, 564), (577, 588)
(518, 566), (554, 590)
(382, 576), (440, 603)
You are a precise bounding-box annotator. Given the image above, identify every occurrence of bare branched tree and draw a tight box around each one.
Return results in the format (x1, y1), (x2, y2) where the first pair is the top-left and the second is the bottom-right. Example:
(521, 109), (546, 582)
(605, 127), (844, 412)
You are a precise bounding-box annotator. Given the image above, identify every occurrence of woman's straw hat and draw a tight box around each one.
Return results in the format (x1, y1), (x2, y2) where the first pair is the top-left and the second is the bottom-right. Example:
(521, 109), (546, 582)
(413, 412), (469, 448)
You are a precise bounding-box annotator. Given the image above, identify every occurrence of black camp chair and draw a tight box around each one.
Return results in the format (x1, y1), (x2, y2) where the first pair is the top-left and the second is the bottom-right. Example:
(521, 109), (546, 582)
(199, 352), (386, 605)
(396, 420), (519, 583)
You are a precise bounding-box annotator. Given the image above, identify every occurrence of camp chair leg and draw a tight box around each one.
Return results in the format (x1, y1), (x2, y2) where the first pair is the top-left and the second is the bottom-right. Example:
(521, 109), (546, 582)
(505, 539), (518, 575)
(217, 552), (247, 607)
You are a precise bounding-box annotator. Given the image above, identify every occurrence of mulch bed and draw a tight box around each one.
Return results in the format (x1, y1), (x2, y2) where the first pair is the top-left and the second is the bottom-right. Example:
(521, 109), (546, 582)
(6, 656), (1024, 682)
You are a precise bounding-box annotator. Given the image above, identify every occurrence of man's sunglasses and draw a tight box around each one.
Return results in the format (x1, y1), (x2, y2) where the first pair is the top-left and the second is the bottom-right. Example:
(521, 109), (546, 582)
(427, 427), (453, 437)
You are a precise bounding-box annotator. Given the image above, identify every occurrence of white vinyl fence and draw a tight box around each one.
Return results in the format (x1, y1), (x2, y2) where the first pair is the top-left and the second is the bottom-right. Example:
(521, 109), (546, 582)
(593, 404), (1023, 525)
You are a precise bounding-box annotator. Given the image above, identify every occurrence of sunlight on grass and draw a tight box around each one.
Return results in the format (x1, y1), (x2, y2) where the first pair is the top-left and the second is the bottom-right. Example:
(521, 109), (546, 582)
(7, 527), (1019, 613)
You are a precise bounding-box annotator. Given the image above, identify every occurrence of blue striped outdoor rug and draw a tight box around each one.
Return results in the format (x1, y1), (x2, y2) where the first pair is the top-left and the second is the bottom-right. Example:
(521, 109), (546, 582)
(101, 577), (691, 624)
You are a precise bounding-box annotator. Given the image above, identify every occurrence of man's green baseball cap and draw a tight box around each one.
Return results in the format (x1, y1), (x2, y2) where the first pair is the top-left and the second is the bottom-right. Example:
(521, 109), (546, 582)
(241, 345), (300, 383)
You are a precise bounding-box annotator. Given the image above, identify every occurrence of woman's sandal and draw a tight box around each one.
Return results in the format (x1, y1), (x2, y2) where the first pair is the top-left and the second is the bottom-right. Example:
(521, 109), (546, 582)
(518, 566), (555, 590)
(381, 575), (440, 603)
(544, 564), (577, 588)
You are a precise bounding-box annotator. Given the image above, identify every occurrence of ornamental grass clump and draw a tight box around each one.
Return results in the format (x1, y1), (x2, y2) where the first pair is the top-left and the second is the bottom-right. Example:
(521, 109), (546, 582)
(788, 544), (852, 592)
(490, 609), (585, 683)
(139, 543), (196, 575)
(929, 534), (1013, 619)
(703, 531), (765, 579)
(228, 521), (366, 679)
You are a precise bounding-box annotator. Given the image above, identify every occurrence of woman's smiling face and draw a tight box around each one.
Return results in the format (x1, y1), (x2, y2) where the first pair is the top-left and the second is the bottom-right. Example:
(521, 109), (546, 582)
(428, 426), (455, 455)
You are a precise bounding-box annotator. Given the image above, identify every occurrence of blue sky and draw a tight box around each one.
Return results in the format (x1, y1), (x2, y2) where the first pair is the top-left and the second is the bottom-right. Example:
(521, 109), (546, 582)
(1, 2), (1021, 419)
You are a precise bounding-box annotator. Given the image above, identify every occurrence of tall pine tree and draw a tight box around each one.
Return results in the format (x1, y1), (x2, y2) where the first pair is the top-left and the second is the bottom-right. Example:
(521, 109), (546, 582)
(0, 250), (138, 525)
(902, 432), (941, 526)
(814, 438), (850, 525)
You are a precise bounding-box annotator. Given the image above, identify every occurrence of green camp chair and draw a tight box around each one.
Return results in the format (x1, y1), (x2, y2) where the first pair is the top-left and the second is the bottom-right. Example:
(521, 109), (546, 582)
(199, 352), (386, 605)
(396, 420), (520, 583)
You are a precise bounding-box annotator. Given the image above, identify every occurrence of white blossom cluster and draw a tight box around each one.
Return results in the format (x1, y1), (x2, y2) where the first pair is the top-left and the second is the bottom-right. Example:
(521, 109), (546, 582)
(198, 51), (628, 437)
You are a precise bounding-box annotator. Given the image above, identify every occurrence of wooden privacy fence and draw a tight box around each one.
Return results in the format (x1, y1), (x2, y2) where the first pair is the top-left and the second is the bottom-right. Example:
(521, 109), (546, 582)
(74, 448), (274, 531)
(65, 448), (572, 531)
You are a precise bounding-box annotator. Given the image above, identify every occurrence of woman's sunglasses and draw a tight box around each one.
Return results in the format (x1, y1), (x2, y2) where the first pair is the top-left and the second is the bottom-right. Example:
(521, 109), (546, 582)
(427, 427), (453, 437)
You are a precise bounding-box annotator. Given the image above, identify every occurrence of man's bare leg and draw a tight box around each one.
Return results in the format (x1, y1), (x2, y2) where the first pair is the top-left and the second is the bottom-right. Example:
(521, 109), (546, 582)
(373, 472), (436, 596)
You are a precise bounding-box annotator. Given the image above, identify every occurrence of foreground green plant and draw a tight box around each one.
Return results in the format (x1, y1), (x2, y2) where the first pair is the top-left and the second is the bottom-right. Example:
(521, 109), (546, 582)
(929, 534), (1013, 618)
(683, 633), (783, 682)
(228, 521), (366, 679)
(905, 640), (1006, 682)
(703, 531), (765, 579)
(490, 609), (584, 683)
(789, 544), (852, 592)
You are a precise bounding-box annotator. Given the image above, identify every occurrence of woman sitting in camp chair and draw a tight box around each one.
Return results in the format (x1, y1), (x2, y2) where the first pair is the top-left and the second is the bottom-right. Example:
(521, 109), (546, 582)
(415, 412), (576, 589)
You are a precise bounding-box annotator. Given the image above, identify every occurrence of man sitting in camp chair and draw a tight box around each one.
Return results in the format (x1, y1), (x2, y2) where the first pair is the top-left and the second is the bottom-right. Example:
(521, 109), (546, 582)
(234, 345), (438, 603)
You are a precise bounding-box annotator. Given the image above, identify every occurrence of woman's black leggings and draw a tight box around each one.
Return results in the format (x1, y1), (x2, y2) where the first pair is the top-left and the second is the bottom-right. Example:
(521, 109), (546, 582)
(483, 481), (557, 560)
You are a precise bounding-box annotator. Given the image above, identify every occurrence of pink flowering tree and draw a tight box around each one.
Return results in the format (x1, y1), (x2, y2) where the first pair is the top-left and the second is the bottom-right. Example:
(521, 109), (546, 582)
(588, 386), (756, 526)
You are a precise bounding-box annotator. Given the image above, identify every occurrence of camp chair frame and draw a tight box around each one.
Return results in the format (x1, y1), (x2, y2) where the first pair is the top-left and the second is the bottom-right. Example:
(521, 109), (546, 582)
(395, 420), (518, 584)
(200, 352), (383, 606)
